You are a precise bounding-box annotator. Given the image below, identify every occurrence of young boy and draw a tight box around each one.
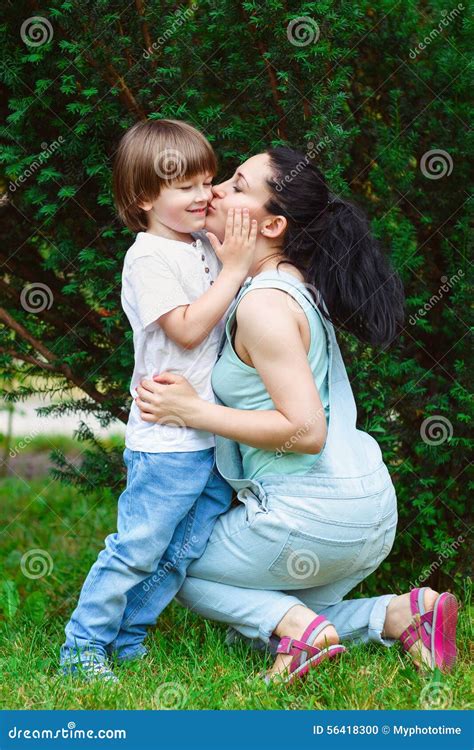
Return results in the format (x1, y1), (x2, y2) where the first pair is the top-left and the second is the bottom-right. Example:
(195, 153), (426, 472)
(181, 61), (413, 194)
(60, 119), (257, 681)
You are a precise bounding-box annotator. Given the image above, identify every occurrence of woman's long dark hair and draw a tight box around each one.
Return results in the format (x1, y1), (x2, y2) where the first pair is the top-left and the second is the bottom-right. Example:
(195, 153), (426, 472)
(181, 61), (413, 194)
(265, 146), (405, 346)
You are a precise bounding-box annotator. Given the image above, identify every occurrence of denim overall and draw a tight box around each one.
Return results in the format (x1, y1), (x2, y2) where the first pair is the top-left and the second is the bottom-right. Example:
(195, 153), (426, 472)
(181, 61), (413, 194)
(176, 271), (400, 650)
(109, 270), (400, 659)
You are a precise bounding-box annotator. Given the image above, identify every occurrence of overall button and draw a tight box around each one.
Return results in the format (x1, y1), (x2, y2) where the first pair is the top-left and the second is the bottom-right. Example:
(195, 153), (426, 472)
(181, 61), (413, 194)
(205, 267), (210, 273)
(201, 254), (205, 261)
(210, 280), (214, 285)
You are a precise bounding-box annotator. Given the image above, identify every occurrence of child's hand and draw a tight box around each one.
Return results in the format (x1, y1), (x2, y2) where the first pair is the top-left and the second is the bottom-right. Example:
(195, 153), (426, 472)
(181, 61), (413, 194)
(206, 208), (257, 279)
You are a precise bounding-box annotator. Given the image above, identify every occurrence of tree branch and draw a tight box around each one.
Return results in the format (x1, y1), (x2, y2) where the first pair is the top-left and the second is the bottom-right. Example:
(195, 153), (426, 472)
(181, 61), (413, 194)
(134, 0), (154, 58)
(85, 49), (147, 119)
(0, 307), (127, 422)
(0, 347), (57, 372)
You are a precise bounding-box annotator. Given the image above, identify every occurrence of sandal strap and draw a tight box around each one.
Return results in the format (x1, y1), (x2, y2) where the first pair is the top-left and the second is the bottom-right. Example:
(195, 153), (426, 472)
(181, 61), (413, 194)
(277, 615), (333, 672)
(300, 614), (329, 644)
(399, 610), (433, 652)
(399, 623), (422, 651)
(406, 588), (433, 648)
(277, 636), (320, 659)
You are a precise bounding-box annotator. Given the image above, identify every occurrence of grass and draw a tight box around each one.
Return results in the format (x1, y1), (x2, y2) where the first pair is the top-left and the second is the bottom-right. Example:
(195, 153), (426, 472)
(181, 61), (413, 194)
(0, 476), (472, 711)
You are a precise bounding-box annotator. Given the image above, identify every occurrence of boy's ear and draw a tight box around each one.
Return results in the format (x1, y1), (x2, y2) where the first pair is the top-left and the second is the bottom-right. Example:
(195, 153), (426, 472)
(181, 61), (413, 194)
(138, 200), (153, 212)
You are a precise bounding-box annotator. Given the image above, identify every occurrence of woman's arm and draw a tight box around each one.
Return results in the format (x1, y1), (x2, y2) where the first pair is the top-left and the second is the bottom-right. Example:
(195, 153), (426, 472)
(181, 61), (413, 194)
(137, 289), (327, 454)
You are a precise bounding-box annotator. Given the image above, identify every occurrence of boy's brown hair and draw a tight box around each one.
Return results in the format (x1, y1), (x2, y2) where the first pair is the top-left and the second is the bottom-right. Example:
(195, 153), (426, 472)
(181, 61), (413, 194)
(113, 119), (217, 232)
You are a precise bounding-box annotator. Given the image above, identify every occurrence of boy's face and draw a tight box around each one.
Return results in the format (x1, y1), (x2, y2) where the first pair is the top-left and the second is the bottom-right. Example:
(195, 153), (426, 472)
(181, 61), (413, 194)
(141, 173), (214, 235)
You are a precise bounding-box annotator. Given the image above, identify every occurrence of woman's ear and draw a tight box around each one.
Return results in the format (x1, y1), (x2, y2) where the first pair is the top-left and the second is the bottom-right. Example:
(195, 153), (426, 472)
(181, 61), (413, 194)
(260, 215), (287, 238)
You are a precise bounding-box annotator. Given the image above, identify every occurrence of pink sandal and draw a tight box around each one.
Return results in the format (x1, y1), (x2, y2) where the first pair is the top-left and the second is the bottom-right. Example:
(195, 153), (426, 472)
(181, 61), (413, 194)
(264, 615), (346, 685)
(399, 587), (458, 673)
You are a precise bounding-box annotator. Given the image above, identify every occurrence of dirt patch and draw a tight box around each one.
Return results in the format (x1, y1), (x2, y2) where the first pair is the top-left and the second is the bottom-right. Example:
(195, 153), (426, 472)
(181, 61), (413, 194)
(1, 451), (84, 481)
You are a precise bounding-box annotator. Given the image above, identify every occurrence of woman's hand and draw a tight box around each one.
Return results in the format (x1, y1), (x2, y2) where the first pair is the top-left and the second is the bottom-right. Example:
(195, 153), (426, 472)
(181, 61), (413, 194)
(207, 207), (257, 279)
(135, 372), (204, 427)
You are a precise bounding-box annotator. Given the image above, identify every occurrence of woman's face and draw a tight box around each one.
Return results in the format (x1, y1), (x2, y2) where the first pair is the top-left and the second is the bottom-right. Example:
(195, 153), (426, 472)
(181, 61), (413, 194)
(205, 152), (274, 240)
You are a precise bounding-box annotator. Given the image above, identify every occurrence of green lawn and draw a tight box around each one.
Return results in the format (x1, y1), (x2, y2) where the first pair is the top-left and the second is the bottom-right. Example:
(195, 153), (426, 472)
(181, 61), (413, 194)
(0, 476), (472, 711)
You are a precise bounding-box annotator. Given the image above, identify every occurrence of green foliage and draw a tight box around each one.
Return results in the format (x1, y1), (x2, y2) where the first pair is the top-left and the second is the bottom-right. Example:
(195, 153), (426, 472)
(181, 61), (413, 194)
(0, 1), (472, 593)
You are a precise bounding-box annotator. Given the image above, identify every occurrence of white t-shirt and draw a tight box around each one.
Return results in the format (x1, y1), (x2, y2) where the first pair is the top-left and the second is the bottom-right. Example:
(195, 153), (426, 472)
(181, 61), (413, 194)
(121, 230), (227, 453)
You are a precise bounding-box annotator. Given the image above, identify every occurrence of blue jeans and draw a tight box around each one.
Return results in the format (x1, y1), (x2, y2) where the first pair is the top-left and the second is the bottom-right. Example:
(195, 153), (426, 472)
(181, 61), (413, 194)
(60, 447), (232, 665)
(176, 472), (398, 649)
(113, 465), (399, 656)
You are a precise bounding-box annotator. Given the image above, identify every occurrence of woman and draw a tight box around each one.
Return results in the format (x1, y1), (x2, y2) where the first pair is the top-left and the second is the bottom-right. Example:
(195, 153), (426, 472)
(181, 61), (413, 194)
(112, 147), (458, 683)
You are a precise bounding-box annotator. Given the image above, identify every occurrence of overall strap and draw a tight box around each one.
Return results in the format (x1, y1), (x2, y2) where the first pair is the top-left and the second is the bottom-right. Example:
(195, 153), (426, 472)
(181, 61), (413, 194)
(225, 272), (359, 444)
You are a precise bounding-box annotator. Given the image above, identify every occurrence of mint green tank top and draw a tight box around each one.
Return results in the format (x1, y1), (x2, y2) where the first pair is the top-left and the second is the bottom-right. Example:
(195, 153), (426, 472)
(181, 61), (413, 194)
(211, 271), (330, 481)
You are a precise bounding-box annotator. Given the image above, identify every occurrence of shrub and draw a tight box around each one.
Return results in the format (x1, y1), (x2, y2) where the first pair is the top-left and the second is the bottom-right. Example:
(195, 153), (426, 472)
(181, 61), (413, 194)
(1, 0), (471, 593)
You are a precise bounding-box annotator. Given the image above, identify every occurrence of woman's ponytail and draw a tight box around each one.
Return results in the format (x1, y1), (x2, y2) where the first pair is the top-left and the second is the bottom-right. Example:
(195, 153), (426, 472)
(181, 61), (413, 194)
(265, 147), (405, 346)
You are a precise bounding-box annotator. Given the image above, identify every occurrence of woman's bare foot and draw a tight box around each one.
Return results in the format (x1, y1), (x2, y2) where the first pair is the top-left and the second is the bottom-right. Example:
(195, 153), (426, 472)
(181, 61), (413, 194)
(266, 605), (339, 681)
(382, 587), (439, 669)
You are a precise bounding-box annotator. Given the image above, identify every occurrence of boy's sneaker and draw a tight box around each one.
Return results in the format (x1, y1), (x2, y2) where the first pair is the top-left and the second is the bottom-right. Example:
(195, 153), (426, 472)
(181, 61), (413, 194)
(61, 650), (119, 683)
(108, 643), (148, 666)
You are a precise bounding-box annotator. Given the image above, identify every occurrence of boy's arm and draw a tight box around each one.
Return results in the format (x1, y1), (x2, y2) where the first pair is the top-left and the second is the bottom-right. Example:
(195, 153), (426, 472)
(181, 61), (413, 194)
(157, 267), (245, 349)
(157, 208), (257, 349)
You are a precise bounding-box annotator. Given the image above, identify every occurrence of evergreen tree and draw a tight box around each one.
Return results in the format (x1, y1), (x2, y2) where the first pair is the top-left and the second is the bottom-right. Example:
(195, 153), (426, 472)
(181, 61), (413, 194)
(1, 0), (471, 591)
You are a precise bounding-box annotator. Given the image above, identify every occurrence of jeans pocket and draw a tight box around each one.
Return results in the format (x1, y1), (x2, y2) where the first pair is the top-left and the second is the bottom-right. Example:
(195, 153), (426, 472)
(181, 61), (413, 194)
(268, 528), (368, 587)
(379, 518), (398, 562)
